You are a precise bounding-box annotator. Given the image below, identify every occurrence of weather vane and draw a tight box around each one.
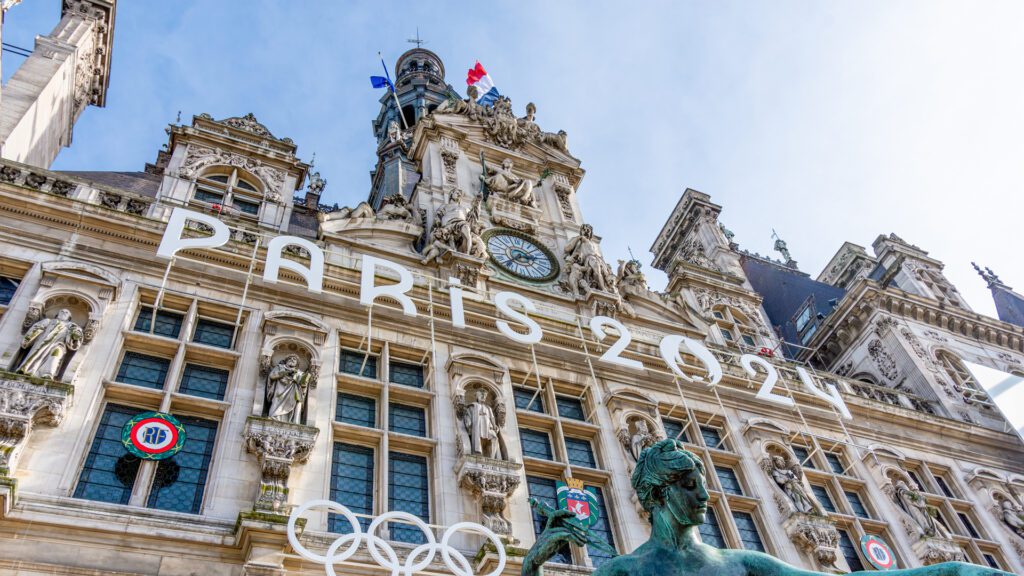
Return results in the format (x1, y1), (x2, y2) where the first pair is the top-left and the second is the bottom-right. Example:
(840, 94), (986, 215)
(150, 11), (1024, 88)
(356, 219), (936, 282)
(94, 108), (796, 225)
(407, 27), (427, 49)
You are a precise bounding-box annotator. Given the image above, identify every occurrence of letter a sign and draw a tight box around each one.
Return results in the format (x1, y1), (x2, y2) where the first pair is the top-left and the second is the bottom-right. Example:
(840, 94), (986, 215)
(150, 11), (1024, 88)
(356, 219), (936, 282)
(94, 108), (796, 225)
(556, 479), (600, 528)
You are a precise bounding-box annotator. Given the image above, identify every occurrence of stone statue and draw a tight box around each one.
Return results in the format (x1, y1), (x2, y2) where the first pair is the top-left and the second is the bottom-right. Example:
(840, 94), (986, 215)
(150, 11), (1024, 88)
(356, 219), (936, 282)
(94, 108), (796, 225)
(480, 158), (537, 208)
(457, 388), (505, 460)
(376, 193), (417, 224)
(518, 102), (542, 142)
(421, 189), (486, 265)
(16, 308), (84, 379)
(539, 129), (570, 154)
(523, 439), (1008, 576)
(436, 85), (486, 121)
(999, 499), (1024, 539)
(764, 455), (820, 515)
(265, 354), (311, 425)
(331, 202), (375, 219)
(564, 224), (616, 297)
(387, 120), (401, 144)
(484, 96), (520, 149)
(616, 259), (647, 297)
(895, 480), (950, 539)
(420, 221), (451, 266)
(307, 171), (326, 195)
(619, 419), (657, 462)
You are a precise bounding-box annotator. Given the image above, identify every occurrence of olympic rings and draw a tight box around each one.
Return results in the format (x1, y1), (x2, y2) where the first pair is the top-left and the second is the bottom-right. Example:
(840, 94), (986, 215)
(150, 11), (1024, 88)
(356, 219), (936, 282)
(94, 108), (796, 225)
(287, 499), (508, 576)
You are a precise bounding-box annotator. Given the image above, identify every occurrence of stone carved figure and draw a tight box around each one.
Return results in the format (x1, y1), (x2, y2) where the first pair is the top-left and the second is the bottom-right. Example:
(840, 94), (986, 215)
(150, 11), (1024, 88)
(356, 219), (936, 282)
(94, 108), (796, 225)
(480, 158), (537, 208)
(331, 202), (375, 219)
(421, 190), (486, 265)
(16, 309), (84, 379)
(764, 455), (821, 515)
(518, 102), (542, 142)
(894, 480), (950, 539)
(376, 193), (417, 224)
(999, 499), (1024, 539)
(523, 439), (1006, 576)
(307, 171), (326, 196)
(618, 419), (658, 462)
(265, 355), (311, 425)
(616, 259), (648, 298)
(564, 224), (616, 298)
(484, 96), (519, 149)
(436, 85), (485, 121)
(456, 388), (506, 460)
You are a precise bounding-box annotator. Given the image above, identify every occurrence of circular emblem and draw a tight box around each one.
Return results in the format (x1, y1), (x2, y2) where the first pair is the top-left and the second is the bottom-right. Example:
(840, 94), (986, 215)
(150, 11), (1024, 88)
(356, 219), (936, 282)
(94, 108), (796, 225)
(860, 534), (896, 570)
(483, 229), (559, 282)
(121, 411), (186, 460)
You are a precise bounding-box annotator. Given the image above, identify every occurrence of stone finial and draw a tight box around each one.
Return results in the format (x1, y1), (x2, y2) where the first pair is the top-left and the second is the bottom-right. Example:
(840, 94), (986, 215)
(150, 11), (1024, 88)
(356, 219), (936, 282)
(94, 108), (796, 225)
(973, 262), (1009, 289)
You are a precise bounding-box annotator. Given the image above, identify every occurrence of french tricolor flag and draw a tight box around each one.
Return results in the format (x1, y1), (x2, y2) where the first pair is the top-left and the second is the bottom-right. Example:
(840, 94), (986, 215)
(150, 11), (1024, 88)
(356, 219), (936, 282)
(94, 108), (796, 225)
(466, 61), (500, 106)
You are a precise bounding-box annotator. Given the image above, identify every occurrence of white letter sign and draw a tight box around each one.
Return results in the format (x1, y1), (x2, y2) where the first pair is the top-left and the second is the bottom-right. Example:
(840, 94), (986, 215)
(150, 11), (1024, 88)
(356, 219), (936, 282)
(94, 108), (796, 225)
(494, 292), (542, 344)
(359, 255), (417, 317)
(796, 367), (852, 420)
(264, 236), (324, 293)
(156, 207), (230, 259)
(448, 277), (466, 329)
(659, 335), (722, 386)
(741, 354), (794, 408)
(589, 316), (644, 371)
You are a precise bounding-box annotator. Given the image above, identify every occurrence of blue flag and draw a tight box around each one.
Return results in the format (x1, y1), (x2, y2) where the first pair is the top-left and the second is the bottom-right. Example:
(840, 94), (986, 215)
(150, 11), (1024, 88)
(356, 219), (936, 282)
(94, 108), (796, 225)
(370, 75), (392, 90)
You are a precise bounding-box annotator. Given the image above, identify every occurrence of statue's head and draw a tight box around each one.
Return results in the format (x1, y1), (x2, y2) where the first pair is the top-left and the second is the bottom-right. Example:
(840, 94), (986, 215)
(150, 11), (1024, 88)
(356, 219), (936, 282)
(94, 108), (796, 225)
(283, 354), (300, 368)
(449, 188), (464, 202)
(56, 309), (73, 321)
(581, 223), (594, 238)
(634, 419), (649, 433)
(501, 158), (514, 170)
(632, 439), (708, 526)
(526, 102), (536, 116)
(467, 85), (479, 99)
(474, 388), (488, 402)
(773, 455), (787, 468)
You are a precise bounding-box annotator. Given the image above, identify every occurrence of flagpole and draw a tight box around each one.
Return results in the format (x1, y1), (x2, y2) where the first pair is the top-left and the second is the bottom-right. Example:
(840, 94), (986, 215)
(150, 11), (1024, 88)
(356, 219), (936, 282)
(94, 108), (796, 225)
(380, 52), (409, 131)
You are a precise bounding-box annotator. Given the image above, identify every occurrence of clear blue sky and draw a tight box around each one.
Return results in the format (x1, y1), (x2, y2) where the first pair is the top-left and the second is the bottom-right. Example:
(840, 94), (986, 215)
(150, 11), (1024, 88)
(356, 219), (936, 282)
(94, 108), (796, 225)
(5, 1), (1022, 317)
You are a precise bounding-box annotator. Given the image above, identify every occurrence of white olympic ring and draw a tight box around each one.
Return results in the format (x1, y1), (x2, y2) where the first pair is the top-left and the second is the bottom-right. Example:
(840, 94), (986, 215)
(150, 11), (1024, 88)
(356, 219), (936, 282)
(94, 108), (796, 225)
(287, 499), (507, 576)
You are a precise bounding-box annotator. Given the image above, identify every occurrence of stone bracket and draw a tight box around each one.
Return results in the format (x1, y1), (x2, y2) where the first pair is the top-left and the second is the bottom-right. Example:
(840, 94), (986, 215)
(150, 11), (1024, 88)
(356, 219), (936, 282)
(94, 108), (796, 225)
(0, 372), (73, 479)
(243, 416), (319, 514)
(455, 455), (522, 539)
(783, 512), (840, 570)
(912, 536), (966, 566)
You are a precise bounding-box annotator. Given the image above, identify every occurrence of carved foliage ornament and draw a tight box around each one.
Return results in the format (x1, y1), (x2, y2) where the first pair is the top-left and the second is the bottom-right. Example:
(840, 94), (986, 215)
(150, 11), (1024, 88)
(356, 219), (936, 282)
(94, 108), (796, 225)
(868, 339), (899, 382)
(178, 146), (285, 200)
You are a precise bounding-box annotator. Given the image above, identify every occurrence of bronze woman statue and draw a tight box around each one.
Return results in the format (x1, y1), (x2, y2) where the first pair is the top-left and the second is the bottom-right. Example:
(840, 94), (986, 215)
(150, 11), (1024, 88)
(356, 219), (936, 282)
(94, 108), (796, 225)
(524, 439), (1010, 576)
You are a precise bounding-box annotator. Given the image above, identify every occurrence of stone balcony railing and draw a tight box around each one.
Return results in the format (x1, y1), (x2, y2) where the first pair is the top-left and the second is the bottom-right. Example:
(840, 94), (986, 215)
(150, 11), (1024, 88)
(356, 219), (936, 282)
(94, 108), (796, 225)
(0, 158), (156, 219)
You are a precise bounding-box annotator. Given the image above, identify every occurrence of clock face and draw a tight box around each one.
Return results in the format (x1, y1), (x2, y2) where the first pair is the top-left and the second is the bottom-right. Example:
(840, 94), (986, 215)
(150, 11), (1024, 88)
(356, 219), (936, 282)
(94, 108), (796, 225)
(485, 231), (559, 281)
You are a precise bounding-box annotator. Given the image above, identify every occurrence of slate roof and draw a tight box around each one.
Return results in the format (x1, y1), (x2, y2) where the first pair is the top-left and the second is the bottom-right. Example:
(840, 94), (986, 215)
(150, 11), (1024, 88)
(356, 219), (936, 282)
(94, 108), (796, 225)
(60, 171), (162, 198)
(741, 255), (847, 359)
(992, 286), (1024, 329)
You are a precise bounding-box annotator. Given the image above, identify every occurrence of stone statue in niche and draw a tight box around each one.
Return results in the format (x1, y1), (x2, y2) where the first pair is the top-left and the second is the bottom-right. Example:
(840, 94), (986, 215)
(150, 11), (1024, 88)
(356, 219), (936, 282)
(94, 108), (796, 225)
(480, 158), (537, 208)
(893, 479), (951, 539)
(763, 454), (820, 515)
(564, 224), (616, 297)
(522, 439), (1004, 576)
(16, 308), (84, 379)
(999, 499), (1024, 539)
(265, 354), (312, 425)
(618, 419), (658, 462)
(455, 387), (507, 460)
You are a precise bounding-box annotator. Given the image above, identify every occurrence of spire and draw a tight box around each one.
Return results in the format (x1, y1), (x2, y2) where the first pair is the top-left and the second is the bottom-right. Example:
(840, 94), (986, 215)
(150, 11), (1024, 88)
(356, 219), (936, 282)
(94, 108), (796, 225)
(974, 262), (1024, 328)
(973, 262), (1009, 289)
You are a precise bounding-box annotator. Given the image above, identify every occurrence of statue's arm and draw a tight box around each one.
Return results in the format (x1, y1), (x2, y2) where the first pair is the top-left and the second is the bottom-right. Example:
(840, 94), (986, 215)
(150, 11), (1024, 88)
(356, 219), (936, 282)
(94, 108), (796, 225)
(522, 508), (585, 576)
(852, 562), (1012, 576)
(742, 551), (1010, 576)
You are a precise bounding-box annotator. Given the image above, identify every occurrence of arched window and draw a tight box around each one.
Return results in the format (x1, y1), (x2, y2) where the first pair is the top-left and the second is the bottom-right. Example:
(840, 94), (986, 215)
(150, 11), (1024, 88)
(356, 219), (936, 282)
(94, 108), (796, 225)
(401, 105), (416, 128)
(935, 350), (991, 407)
(712, 306), (758, 349)
(192, 168), (263, 218)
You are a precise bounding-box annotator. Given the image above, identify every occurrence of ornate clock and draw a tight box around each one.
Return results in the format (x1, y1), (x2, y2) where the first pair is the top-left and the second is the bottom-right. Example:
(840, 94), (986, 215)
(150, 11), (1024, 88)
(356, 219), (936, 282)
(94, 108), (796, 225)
(484, 230), (559, 282)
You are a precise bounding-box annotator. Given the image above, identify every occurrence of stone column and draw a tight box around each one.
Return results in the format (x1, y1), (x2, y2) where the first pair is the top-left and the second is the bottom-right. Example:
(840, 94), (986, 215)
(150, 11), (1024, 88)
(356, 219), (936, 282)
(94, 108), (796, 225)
(0, 0), (115, 169)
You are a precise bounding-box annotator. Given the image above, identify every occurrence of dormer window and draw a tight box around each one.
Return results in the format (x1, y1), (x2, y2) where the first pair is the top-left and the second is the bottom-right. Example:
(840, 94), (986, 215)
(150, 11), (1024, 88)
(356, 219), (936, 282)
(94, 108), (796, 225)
(191, 168), (264, 220)
(712, 306), (758, 349)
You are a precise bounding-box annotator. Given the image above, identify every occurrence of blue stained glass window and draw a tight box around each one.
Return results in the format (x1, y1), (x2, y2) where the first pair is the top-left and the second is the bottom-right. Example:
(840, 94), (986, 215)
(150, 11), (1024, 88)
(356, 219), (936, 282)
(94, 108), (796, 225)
(0, 276), (20, 306)
(337, 393), (376, 428)
(700, 426), (724, 450)
(585, 485), (617, 567)
(234, 197), (260, 215)
(663, 418), (689, 442)
(116, 352), (170, 389)
(146, 415), (217, 514)
(565, 437), (597, 468)
(179, 364), (229, 400)
(556, 395), (586, 421)
(715, 466), (743, 495)
(526, 476), (571, 564)
(330, 443), (374, 533)
(514, 387), (545, 413)
(74, 404), (140, 505)
(732, 511), (765, 552)
(699, 506), (726, 548)
(845, 491), (870, 519)
(133, 307), (184, 339)
(811, 485), (836, 513)
(825, 452), (846, 475)
(520, 429), (553, 461)
(389, 403), (426, 437)
(958, 512), (980, 539)
(194, 188), (223, 203)
(193, 318), (234, 348)
(340, 349), (377, 379)
(839, 530), (865, 572)
(389, 361), (424, 388)
(388, 452), (429, 544)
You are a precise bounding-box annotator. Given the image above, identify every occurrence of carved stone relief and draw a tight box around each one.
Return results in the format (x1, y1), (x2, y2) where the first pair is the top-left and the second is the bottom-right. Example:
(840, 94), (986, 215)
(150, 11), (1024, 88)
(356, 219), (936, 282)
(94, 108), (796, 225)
(0, 376), (71, 480)
(178, 145), (286, 200)
(868, 339), (899, 382)
(243, 417), (318, 513)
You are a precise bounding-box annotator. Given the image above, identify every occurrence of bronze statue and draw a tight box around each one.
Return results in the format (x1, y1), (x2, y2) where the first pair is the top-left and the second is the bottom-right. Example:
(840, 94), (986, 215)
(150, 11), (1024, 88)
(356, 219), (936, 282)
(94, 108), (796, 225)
(523, 439), (1009, 576)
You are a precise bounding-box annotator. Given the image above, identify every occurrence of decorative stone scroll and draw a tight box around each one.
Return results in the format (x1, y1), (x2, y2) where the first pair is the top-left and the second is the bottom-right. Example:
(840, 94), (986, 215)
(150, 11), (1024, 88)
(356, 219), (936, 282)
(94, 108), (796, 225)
(243, 416), (319, 514)
(455, 455), (522, 536)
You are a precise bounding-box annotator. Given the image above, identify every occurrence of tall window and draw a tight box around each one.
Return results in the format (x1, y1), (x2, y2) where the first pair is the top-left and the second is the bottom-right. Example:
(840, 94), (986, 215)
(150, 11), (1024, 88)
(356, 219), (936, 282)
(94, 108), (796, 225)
(75, 404), (217, 514)
(585, 485), (617, 567)
(662, 418), (689, 442)
(732, 511), (765, 552)
(715, 466), (743, 496)
(388, 452), (430, 544)
(935, 351), (991, 406)
(340, 349), (377, 379)
(699, 506), (727, 547)
(520, 429), (553, 460)
(0, 276), (19, 306)
(191, 169), (264, 219)
(336, 393), (376, 428)
(179, 364), (229, 401)
(556, 395), (587, 421)
(116, 352), (170, 390)
(838, 530), (865, 571)
(526, 476), (571, 564)
(388, 403), (426, 437)
(330, 443), (375, 532)
(565, 437), (597, 468)
(134, 307), (183, 339)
